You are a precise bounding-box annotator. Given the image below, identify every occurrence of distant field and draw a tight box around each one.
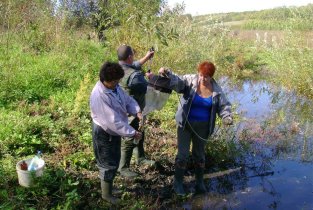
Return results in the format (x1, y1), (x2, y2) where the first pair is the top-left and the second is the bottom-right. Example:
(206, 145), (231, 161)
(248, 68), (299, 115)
(223, 20), (246, 27)
(229, 29), (313, 48)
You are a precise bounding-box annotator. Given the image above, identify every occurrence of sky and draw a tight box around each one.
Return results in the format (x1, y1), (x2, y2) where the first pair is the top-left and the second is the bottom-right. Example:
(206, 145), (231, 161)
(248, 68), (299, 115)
(167, 0), (313, 16)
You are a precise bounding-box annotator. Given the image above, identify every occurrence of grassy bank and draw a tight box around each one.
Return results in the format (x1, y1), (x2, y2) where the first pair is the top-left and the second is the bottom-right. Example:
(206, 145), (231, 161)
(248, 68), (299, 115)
(1, 1), (313, 209)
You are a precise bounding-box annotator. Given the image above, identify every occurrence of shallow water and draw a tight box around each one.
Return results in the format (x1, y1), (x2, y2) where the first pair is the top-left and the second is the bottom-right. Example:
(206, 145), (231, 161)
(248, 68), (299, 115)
(177, 79), (313, 210)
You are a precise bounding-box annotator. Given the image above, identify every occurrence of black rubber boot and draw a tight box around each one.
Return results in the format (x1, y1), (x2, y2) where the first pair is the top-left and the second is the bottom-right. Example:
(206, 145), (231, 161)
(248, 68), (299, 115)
(194, 167), (206, 194)
(101, 180), (120, 204)
(173, 167), (186, 196)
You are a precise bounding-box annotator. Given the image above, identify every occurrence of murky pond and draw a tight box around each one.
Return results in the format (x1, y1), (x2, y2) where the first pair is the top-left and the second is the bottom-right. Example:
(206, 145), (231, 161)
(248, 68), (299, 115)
(176, 78), (313, 210)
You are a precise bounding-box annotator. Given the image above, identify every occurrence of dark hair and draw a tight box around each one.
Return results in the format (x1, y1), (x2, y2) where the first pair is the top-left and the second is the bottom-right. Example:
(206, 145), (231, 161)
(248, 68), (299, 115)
(99, 62), (125, 82)
(117, 45), (133, 61)
(198, 61), (215, 77)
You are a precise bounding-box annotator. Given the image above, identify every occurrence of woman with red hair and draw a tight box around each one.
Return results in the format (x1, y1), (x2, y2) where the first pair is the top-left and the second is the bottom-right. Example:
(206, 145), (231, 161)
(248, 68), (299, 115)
(159, 61), (233, 196)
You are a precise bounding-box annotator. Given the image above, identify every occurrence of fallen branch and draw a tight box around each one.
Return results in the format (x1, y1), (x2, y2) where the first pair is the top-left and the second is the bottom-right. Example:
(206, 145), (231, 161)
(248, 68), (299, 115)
(184, 167), (242, 182)
(248, 171), (274, 178)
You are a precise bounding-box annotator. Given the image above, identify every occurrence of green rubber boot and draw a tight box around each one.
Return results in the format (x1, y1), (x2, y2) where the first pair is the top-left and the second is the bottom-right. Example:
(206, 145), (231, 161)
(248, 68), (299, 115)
(137, 158), (156, 166)
(118, 145), (138, 178)
(133, 132), (155, 167)
(101, 180), (120, 204)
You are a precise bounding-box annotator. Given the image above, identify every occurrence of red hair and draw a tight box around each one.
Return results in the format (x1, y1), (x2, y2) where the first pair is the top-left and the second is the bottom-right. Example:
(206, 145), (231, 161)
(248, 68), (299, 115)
(198, 61), (215, 77)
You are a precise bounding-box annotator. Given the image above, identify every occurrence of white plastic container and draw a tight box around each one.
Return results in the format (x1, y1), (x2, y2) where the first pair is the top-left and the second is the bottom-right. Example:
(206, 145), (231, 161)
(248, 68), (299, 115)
(16, 158), (45, 187)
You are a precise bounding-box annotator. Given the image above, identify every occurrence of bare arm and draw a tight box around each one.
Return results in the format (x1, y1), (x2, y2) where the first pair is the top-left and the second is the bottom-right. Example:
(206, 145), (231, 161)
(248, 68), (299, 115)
(138, 50), (154, 65)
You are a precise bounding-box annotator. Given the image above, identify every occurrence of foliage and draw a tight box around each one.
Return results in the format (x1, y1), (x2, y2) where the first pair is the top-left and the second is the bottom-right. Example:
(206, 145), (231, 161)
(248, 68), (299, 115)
(0, 108), (54, 155)
(0, 37), (104, 106)
(256, 31), (313, 98)
(194, 4), (313, 30)
(0, 0), (313, 209)
(206, 125), (246, 169)
(243, 18), (313, 31)
(103, 0), (180, 53)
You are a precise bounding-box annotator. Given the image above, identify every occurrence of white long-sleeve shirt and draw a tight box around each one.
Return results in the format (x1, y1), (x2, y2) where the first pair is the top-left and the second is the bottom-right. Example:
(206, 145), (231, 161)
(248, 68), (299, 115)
(90, 81), (140, 137)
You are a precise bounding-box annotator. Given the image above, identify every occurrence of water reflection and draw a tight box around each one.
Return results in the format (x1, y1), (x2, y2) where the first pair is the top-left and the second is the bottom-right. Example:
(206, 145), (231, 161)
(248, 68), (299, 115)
(175, 78), (313, 210)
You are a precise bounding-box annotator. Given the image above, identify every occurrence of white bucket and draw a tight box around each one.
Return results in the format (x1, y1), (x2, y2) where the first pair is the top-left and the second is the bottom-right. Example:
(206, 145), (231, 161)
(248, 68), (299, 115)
(16, 158), (45, 187)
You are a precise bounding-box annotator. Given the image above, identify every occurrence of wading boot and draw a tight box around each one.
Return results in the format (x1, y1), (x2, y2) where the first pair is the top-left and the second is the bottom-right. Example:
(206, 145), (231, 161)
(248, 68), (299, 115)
(119, 168), (138, 178)
(101, 180), (120, 205)
(137, 158), (155, 167)
(133, 134), (156, 167)
(194, 167), (206, 194)
(173, 167), (186, 196)
(118, 148), (138, 178)
(135, 152), (156, 167)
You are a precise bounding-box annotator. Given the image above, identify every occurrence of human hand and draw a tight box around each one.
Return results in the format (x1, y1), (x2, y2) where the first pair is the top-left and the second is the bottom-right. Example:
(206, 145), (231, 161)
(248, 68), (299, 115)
(137, 112), (143, 121)
(222, 117), (233, 125)
(134, 131), (142, 140)
(149, 46), (154, 58)
(146, 50), (154, 59)
(158, 67), (170, 77)
(158, 67), (168, 74)
(145, 71), (154, 80)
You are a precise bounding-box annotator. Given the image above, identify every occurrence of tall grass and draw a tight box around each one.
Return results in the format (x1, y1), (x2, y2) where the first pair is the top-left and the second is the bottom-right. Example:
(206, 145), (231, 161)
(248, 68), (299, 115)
(1, 1), (313, 209)
(256, 30), (313, 98)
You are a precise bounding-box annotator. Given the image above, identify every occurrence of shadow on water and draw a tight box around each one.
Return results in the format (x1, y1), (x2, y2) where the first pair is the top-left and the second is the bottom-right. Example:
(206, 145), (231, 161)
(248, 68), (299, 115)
(175, 78), (313, 210)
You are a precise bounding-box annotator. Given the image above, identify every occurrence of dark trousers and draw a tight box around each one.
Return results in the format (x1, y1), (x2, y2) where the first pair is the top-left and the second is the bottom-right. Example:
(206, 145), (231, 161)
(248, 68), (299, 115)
(92, 122), (121, 182)
(176, 121), (210, 168)
(119, 116), (145, 169)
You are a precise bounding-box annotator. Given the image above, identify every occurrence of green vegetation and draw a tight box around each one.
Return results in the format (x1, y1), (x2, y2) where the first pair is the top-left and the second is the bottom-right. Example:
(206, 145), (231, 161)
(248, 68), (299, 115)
(0, 0), (312, 209)
(193, 4), (313, 97)
(194, 4), (313, 30)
